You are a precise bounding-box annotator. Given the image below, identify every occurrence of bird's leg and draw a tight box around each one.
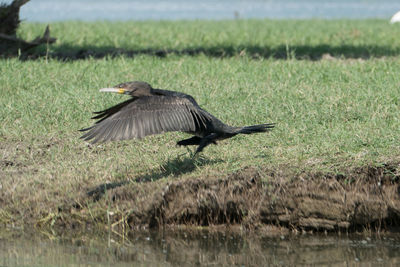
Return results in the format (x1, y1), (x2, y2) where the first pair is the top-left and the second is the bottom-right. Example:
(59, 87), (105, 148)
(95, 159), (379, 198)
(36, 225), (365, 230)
(194, 133), (219, 156)
(177, 136), (202, 146)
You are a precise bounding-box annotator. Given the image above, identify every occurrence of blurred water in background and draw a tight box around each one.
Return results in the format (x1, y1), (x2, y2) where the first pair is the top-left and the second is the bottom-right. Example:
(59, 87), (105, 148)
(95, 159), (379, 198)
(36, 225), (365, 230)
(4, 0), (400, 22)
(2, 230), (400, 266)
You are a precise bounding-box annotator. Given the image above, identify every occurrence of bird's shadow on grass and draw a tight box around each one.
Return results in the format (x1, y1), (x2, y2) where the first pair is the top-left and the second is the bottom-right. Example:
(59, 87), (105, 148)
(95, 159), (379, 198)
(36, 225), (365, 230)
(136, 154), (223, 182)
(18, 43), (400, 61)
(87, 155), (222, 201)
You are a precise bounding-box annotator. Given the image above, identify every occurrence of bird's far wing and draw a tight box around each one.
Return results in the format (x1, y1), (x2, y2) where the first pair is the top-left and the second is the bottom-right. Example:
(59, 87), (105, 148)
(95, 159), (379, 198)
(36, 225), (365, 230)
(80, 96), (211, 143)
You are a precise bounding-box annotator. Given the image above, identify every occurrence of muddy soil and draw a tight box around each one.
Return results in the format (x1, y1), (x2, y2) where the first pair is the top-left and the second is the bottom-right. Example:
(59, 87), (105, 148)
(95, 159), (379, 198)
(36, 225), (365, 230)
(69, 163), (400, 232)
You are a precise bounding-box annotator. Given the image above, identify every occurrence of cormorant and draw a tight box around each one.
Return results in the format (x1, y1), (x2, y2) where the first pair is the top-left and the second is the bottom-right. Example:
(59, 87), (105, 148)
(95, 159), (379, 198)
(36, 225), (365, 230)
(80, 81), (274, 154)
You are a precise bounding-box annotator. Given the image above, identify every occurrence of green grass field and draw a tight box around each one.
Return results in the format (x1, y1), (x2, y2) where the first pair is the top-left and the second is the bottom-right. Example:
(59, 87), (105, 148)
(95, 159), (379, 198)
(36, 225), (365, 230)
(1, 19), (400, 228)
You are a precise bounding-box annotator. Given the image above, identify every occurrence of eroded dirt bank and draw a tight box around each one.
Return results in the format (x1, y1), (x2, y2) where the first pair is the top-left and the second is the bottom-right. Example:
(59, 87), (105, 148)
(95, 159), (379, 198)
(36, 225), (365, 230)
(67, 163), (400, 232)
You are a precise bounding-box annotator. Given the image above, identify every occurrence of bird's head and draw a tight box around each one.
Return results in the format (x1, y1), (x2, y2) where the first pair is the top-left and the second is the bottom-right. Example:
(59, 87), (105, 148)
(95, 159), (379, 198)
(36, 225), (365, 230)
(99, 81), (153, 97)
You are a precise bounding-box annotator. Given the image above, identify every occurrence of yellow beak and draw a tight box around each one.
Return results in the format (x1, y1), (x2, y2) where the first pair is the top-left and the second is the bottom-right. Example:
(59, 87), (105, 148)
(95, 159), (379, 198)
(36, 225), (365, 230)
(99, 88), (126, 94)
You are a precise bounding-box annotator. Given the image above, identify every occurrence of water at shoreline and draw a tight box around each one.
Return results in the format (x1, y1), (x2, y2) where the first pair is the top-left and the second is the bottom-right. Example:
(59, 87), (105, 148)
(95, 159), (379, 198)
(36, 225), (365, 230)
(11, 0), (400, 22)
(1, 230), (400, 266)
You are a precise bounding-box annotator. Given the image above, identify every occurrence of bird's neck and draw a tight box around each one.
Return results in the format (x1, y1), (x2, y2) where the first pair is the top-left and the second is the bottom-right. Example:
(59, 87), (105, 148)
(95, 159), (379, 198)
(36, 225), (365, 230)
(152, 88), (186, 97)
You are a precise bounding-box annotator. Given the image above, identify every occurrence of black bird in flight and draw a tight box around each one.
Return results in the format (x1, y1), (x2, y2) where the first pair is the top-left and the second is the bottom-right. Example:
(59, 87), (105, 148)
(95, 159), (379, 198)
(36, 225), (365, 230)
(80, 81), (274, 154)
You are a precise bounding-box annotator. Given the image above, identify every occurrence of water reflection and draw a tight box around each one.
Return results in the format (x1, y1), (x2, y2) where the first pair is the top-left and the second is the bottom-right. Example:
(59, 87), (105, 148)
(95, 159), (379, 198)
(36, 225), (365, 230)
(1, 230), (400, 266)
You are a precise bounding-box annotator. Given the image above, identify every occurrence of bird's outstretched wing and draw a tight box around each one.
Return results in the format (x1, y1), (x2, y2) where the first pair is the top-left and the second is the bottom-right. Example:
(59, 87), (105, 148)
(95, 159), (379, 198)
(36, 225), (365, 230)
(80, 96), (211, 143)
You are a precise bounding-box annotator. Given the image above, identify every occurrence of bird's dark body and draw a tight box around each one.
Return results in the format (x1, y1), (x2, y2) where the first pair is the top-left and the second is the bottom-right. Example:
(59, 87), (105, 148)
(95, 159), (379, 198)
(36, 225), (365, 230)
(80, 81), (274, 154)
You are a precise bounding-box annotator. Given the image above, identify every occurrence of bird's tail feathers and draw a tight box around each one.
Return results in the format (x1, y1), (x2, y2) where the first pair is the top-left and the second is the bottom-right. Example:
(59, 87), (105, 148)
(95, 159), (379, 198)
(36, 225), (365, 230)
(236, 123), (275, 134)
